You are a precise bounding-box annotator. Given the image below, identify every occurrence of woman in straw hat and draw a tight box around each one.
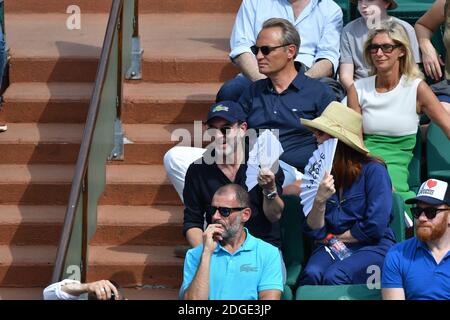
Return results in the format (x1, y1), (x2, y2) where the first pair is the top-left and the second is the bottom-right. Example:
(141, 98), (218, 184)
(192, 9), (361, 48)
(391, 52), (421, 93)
(297, 101), (396, 286)
(346, 21), (450, 220)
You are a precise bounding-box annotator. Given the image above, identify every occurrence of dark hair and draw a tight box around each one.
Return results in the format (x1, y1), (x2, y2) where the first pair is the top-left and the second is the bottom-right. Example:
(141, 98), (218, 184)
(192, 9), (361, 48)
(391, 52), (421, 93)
(332, 141), (385, 190)
(214, 184), (251, 208)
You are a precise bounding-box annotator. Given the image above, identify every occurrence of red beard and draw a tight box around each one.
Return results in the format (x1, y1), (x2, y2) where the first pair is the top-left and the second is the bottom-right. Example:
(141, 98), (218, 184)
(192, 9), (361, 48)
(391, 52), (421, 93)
(416, 212), (449, 242)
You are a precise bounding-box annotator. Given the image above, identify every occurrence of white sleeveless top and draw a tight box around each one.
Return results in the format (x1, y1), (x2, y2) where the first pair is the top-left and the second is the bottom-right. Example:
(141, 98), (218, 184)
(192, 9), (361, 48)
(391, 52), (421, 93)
(353, 75), (421, 136)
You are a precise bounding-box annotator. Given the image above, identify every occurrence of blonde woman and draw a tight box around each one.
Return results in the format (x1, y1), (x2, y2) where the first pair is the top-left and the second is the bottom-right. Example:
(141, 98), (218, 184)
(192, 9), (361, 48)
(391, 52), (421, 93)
(346, 21), (450, 218)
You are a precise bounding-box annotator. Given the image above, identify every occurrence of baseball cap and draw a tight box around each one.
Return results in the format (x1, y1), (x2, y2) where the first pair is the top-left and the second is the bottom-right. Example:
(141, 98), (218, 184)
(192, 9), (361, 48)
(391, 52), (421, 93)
(405, 178), (450, 206)
(205, 101), (247, 124)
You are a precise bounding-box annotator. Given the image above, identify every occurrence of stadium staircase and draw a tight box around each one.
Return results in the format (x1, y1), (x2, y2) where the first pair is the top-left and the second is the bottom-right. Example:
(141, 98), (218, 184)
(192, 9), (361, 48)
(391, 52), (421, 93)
(0, 0), (240, 299)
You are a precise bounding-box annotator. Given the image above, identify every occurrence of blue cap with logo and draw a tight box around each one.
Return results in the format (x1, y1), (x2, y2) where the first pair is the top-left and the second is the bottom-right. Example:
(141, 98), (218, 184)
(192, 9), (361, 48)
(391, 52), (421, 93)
(206, 101), (247, 124)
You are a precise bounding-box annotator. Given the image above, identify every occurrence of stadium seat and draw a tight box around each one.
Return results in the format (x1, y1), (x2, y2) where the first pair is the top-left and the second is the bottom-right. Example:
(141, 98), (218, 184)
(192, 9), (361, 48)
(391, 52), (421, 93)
(426, 122), (450, 180)
(294, 192), (404, 300)
(407, 127), (422, 194)
(295, 284), (381, 300)
(282, 285), (293, 300)
(279, 195), (306, 292)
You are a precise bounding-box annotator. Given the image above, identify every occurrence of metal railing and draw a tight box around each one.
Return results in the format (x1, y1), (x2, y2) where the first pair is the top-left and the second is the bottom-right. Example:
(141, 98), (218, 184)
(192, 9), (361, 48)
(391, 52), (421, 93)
(51, 0), (140, 283)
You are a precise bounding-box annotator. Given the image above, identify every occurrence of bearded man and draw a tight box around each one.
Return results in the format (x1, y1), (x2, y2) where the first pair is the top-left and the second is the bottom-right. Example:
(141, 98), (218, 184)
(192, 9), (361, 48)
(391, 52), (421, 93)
(179, 184), (283, 300)
(382, 178), (450, 300)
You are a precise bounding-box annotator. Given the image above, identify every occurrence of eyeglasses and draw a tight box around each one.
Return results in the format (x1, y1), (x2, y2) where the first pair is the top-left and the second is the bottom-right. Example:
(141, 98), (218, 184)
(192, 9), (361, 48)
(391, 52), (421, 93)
(208, 206), (246, 217)
(368, 43), (402, 54)
(250, 44), (291, 56)
(207, 124), (237, 136)
(411, 207), (449, 220)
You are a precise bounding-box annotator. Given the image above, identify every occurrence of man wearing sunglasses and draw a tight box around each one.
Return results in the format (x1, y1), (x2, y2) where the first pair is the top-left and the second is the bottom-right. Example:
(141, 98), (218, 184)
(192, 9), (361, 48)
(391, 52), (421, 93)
(180, 184), (283, 300)
(382, 178), (450, 300)
(217, 0), (343, 102)
(180, 101), (285, 253)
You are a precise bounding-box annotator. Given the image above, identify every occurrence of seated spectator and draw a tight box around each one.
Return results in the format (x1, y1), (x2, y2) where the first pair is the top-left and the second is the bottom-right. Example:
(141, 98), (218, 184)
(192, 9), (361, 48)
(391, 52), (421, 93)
(217, 0), (343, 102)
(180, 184), (283, 300)
(339, 0), (420, 90)
(382, 178), (450, 300)
(415, 0), (450, 113)
(165, 18), (334, 200)
(297, 101), (396, 286)
(43, 279), (122, 300)
(182, 100), (285, 252)
(346, 21), (450, 218)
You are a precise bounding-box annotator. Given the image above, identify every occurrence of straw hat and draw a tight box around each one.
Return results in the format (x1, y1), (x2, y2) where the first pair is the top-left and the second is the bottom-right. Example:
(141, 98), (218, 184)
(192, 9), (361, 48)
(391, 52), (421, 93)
(350, 0), (397, 10)
(300, 101), (369, 154)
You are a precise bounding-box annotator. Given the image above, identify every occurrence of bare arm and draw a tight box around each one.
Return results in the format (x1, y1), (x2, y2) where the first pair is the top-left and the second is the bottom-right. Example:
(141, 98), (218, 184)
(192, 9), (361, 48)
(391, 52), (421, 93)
(258, 169), (284, 223)
(417, 81), (450, 138)
(184, 224), (224, 300)
(305, 59), (334, 78)
(259, 290), (282, 300)
(415, 0), (446, 80)
(382, 288), (406, 300)
(306, 172), (335, 230)
(186, 227), (203, 248)
(346, 84), (362, 114)
(339, 63), (355, 91)
(234, 52), (267, 81)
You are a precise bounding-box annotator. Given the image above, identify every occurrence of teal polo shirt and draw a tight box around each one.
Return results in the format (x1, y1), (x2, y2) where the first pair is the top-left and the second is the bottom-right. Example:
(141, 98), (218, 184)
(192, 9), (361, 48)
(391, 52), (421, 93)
(382, 237), (450, 300)
(179, 228), (283, 300)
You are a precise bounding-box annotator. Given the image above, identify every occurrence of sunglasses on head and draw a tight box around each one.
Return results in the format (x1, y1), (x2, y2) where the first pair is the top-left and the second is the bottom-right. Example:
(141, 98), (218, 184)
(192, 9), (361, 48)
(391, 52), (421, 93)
(368, 43), (402, 54)
(411, 206), (449, 220)
(250, 43), (291, 56)
(208, 206), (246, 217)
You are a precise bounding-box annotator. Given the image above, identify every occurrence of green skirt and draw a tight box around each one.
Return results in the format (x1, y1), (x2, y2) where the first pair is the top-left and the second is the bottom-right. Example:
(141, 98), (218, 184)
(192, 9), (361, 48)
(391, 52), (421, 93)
(364, 134), (417, 219)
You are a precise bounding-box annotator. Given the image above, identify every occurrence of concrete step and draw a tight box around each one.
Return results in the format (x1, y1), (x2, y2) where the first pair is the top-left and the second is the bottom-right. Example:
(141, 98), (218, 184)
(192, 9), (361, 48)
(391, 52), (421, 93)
(122, 123), (196, 165)
(87, 245), (183, 288)
(2, 83), (91, 123)
(101, 165), (181, 205)
(0, 286), (179, 300)
(91, 205), (185, 246)
(0, 245), (55, 287)
(123, 82), (217, 124)
(0, 123), (83, 164)
(7, 13), (236, 83)
(0, 205), (64, 245)
(6, 0), (241, 13)
(0, 165), (74, 205)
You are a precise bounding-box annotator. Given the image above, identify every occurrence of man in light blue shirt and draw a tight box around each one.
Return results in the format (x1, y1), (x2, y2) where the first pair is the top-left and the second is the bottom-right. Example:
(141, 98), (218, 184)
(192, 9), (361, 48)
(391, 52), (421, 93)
(180, 184), (283, 300)
(382, 178), (450, 300)
(217, 0), (343, 102)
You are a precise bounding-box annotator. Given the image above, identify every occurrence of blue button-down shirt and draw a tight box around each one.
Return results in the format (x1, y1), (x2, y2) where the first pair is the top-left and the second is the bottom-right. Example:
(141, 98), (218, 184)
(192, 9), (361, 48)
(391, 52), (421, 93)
(238, 66), (335, 170)
(230, 0), (343, 72)
(382, 237), (450, 300)
(179, 228), (283, 300)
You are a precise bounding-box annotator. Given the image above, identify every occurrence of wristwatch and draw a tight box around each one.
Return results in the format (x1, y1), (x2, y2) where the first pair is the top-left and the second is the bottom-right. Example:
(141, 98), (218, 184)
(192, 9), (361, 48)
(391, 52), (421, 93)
(263, 189), (278, 200)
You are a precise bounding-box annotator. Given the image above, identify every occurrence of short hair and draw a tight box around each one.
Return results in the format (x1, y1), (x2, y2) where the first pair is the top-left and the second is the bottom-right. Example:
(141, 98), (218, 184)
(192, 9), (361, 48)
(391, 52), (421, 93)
(261, 18), (300, 58)
(214, 184), (250, 208)
(364, 21), (423, 80)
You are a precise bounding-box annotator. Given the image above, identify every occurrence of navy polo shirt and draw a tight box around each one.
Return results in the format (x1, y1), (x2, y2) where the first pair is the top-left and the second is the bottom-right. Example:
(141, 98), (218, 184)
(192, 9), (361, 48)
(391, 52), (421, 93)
(183, 151), (284, 248)
(238, 66), (335, 171)
(382, 237), (450, 300)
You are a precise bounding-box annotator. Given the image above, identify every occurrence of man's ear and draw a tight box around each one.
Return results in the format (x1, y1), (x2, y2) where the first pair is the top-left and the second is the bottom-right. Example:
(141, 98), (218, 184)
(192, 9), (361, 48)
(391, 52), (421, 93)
(287, 44), (297, 60)
(241, 207), (252, 223)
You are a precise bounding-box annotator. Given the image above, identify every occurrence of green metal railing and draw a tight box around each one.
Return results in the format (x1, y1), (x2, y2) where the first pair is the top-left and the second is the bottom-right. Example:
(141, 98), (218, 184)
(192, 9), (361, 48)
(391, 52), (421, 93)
(51, 0), (140, 283)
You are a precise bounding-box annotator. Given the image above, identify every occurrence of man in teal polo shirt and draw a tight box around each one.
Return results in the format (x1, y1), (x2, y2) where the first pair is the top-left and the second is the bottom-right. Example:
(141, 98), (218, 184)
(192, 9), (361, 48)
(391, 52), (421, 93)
(180, 184), (283, 300)
(382, 178), (450, 300)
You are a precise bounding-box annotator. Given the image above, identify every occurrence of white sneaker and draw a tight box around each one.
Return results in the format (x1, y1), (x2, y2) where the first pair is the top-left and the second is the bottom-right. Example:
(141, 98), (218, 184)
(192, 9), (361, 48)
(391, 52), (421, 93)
(0, 123), (7, 132)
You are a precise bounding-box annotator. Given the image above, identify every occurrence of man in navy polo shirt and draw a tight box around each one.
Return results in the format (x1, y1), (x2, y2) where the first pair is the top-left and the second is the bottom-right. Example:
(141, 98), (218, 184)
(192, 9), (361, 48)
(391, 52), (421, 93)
(382, 178), (450, 300)
(181, 184), (283, 300)
(238, 18), (335, 179)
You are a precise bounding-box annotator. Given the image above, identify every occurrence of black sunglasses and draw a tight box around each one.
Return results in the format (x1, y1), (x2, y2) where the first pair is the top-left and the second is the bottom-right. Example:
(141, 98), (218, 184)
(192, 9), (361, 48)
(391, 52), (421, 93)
(411, 207), (449, 220)
(368, 43), (402, 54)
(207, 123), (238, 136)
(208, 206), (246, 217)
(251, 44), (291, 56)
